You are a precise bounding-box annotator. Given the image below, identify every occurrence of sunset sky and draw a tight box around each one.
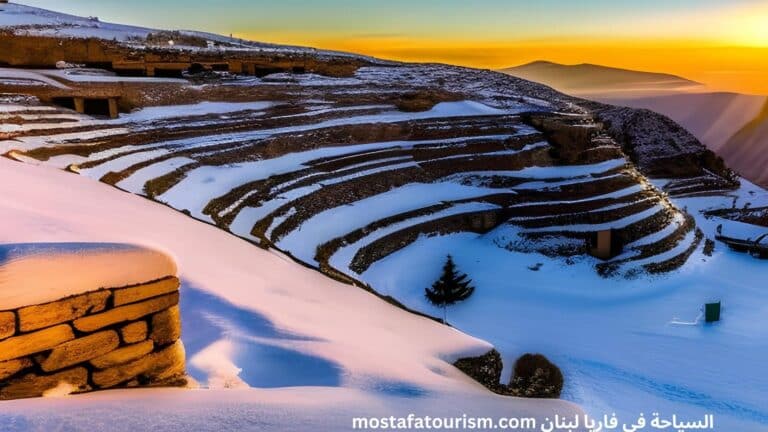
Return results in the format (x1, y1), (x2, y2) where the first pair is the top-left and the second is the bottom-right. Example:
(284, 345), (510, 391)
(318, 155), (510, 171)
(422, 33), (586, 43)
(22, 0), (768, 94)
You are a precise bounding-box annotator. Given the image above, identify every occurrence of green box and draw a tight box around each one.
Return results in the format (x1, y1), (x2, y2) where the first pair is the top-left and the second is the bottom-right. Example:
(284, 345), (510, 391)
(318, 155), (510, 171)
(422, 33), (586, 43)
(705, 302), (721, 323)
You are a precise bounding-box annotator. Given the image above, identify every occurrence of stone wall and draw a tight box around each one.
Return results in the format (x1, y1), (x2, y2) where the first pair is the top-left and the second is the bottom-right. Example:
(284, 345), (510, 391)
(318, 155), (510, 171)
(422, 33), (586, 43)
(0, 276), (185, 400)
(0, 34), (366, 78)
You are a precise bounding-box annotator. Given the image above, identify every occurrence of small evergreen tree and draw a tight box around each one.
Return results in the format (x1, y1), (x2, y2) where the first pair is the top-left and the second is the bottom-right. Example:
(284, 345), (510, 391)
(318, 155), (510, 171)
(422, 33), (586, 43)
(425, 255), (475, 322)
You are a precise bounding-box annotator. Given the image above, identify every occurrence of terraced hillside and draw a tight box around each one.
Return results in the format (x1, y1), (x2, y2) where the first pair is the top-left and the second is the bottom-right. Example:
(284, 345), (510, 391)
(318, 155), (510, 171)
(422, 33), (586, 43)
(1, 61), (730, 281)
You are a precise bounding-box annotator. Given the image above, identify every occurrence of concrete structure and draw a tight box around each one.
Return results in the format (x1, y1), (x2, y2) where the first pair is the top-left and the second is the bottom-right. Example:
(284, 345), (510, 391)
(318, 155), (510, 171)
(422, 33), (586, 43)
(52, 96), (120, 118)
(72, 97), (120, 118)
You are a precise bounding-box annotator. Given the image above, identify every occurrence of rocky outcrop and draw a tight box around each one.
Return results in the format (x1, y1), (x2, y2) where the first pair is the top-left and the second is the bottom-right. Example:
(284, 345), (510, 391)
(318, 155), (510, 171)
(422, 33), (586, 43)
(583, 101), (739, 191)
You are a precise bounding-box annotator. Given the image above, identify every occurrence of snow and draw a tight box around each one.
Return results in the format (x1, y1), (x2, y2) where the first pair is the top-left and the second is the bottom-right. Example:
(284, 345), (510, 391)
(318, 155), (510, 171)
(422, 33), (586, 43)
(0, 158), (583, 429)
(229, 140), (546, 236)
(626, 213), (686, 248)
(118, 101), (274, 123)
(522, 205), (666, 233)
(512, 173), (626, 191)
(0, 104), (58, 113)
(277, 182), (512, 264)
(509, 159), (628, 180)
(78, 149), (173, 181)
(509, 184), (646, 208)
(116, 157), (197, 195)
(157, 109), (521, 220)
(0, 94), (272, 137)
(360, 224), (768, 431)
(330, 202), (502, 273)
(0, 387), (583, 432)
(0, 3), (376, 61)
(41, 68), (187, 84)
(0, 3), (153, 41)
(0, 242), (176, 309)
(219, 135), (511, 217)
(0, 68), (70, 89)
(2, 128), (130, 157)
(615, 229), (697, 268)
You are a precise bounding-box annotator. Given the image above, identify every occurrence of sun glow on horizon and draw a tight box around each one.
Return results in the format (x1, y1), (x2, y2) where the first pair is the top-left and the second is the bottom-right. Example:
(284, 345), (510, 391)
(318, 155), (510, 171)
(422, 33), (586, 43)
(728, 12), (768, 47)
(234, 30), (768, 95)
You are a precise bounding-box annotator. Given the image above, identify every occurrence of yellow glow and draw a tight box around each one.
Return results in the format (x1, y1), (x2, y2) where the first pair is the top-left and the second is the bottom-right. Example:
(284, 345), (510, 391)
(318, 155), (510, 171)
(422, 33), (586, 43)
(235, 3), (768, 96)
(237, 32), (768, 95)
(725, 11), (768, 46)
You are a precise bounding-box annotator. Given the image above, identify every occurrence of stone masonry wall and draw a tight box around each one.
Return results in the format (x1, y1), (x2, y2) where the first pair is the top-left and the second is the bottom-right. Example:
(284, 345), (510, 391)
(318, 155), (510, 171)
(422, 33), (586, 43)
(0, 276), (185, 400)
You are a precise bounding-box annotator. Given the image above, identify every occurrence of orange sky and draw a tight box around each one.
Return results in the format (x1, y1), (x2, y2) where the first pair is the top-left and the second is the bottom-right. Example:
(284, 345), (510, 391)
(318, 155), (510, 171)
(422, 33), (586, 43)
(26, 0), (768, 95)
(236, 0), (768, 95)
(236, 34), (768, 95)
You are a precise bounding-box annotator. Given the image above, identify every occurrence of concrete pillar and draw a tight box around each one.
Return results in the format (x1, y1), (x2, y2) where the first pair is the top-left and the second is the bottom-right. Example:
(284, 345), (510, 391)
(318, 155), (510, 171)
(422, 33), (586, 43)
(108, 98), (119, 119)
(73, 97), (85, 114)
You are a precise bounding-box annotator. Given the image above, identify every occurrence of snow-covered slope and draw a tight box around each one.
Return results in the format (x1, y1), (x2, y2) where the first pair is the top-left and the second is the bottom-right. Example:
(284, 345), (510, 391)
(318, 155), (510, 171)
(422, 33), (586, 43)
(0, 2), (154, 41)
(0, 156), (586, 430)
(0, 2), (370, 59)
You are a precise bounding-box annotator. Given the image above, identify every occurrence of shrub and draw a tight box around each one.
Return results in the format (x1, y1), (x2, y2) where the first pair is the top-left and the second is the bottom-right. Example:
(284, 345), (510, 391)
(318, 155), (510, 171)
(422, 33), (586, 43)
(703, 238), (715, 257)
(509, 353), (563, 398)
(453, 350), (504, 392)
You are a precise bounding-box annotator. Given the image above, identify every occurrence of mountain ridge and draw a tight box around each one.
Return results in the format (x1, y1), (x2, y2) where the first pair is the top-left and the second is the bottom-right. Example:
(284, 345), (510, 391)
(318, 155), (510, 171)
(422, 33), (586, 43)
(502, 60), (702, 94)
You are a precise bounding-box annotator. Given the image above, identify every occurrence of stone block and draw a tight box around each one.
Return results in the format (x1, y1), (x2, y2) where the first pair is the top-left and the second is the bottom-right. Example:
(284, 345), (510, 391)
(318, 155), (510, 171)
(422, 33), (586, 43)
(18, 290), (110, 332)
(73, 292), (179, 332)
(0, 358), (33, 380)
(92, 340), (185, 388)
(121, 320), (148, 344)
(0, 367), (89, 400)
(41, 330), (119, 372)
(0, 325), (74, 362)
(150, 305), (181, 345)
(0, 311), (14, 340)
(113, 277), (179, 306)
(91, 340), (154, 369)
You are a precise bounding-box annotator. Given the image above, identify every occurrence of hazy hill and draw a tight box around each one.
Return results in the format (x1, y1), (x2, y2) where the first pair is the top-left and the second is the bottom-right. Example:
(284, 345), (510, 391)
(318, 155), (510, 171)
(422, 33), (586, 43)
(502, 60), (702, 97)
(503, 61), (768, 188)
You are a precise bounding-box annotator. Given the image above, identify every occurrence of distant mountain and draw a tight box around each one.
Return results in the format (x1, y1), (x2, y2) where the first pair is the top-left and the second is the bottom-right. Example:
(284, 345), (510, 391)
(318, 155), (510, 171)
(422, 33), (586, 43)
(502, 61), (702, 97)
(502, 61), (768, 188)
(722, 100), (768, 186)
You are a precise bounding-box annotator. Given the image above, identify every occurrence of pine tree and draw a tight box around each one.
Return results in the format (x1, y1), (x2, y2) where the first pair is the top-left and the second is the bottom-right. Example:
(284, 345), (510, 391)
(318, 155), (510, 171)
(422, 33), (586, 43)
(425, 255), (475, 323)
